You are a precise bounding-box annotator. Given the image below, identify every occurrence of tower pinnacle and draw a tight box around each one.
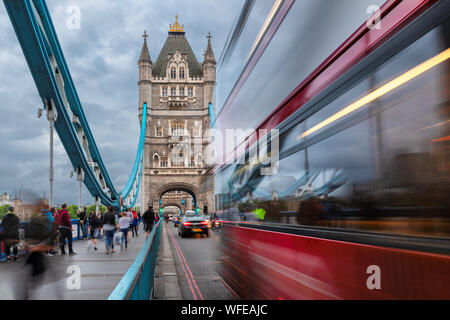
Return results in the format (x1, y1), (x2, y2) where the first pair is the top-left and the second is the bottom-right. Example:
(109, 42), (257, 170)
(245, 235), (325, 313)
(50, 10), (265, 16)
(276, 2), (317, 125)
(139, 30), (152, 64)
(203, 32), (216, 65)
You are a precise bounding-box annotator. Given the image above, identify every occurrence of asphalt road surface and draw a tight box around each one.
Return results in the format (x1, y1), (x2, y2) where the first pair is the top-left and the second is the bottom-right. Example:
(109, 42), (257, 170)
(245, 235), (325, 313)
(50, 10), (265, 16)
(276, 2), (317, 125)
(165, 221), (235, 300)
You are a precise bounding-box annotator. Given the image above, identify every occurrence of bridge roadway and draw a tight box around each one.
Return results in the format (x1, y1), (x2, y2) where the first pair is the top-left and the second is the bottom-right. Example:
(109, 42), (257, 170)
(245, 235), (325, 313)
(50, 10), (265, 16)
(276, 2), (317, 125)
(0, 226), (148, 300)
(164, 222), (235, 300)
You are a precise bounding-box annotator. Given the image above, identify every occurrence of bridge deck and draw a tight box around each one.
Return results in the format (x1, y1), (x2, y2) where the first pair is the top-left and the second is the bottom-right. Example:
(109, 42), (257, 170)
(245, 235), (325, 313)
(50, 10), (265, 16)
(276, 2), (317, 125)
(0, 228), (147, 300)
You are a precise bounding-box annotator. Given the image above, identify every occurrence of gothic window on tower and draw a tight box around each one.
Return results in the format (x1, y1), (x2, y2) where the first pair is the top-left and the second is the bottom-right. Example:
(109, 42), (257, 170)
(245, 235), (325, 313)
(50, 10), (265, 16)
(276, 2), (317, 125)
(155, 126), (163, 137)
(179, 68), (185, 79)
(179, 87), (185, 97)
(195, 154), (203, 167)
(171, 67), (176, 79)
(171, 87), (177, 96)
(160, 157), (168, 168)
(188, 87), (194, 97)
(172, 120), (184, 136)
(153, 154), (160, 168)
(193, 121), (201, 137)
(162, 87), (168, 97)
(190, 156), (195, 167)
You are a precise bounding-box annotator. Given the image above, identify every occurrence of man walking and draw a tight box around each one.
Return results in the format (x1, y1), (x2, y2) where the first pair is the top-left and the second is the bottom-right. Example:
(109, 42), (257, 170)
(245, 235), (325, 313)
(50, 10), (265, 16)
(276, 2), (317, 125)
(57, 204), (76, 256)
(142, 205), (155, 239)
(77, 207), (88, 240)
(1, 206), (20, 262)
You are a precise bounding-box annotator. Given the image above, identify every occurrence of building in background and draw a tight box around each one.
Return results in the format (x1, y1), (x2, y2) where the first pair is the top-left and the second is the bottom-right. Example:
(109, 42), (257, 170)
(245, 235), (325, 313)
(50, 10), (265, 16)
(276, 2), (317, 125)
(0, 192), (13, 206)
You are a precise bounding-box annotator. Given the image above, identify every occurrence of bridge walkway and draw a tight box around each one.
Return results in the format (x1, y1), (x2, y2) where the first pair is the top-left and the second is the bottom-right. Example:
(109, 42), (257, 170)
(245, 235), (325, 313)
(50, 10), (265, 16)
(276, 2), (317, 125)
(0, 226), (147, 300)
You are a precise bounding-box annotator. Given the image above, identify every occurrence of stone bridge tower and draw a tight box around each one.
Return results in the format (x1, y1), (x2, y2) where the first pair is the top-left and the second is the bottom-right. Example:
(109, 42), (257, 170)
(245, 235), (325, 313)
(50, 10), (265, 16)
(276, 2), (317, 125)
(138, 16), (215, 215)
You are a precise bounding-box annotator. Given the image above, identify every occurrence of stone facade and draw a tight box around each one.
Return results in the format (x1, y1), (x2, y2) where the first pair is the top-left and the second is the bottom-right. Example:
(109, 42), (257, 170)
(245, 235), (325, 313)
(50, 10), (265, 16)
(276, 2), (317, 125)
(138, 17), (215, 214)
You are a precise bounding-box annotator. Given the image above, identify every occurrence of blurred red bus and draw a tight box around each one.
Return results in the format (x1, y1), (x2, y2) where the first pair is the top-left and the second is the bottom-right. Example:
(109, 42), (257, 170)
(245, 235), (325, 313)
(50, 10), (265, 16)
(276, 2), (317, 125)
(214, 0), (450, 299)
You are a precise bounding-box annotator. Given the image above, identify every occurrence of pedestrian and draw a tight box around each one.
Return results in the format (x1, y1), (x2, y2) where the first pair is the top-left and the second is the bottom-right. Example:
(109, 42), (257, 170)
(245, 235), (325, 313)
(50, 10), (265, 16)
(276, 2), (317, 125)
(77, 207), (88, 240)
(57, 204), (77, 256)
(102, 206), (117, 254)
(126, 208), (133, 241)
(118, 212), (131, 251)
(17, 207), (58, 299)
(45, 207), (58, 255)
(49, 207), (59, 254)
(137, 211), (141, 227)
(87, 211), (102, 251)
(1, 206), (20, 262)
(131, 210), (139, 237)
(142, 205), (155, 239)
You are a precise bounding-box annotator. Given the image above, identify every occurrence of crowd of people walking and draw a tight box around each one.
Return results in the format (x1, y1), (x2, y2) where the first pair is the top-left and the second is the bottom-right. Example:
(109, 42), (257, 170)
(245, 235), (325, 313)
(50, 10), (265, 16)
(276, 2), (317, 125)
(0, 204), (151, 261)
(0, 203), (155, 299)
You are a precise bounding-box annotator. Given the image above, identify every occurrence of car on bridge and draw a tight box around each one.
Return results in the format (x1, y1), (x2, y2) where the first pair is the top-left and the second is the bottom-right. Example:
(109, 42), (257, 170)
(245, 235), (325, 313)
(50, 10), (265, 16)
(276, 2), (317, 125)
(173, 214), (182, 227)
(178, 212), (209, 238)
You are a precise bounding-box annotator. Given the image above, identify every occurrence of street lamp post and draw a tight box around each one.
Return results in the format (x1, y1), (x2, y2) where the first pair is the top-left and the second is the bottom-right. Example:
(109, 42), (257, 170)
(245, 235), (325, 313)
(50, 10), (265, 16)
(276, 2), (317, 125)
(76, 167), (84, 209)
(95, 196), (100, 214)
(39, 99), (57, 208)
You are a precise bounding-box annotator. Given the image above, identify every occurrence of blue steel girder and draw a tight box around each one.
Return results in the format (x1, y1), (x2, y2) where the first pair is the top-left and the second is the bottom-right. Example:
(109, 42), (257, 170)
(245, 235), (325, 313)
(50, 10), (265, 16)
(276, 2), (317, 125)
(31, 0), (120, 200)
(3, 0), (146, 209)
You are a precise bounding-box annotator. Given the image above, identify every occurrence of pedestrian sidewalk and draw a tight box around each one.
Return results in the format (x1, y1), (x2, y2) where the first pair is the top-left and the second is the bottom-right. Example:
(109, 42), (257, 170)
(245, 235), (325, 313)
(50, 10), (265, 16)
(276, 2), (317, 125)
(153, 222), (182, 300)
(0, 227), (147, 300)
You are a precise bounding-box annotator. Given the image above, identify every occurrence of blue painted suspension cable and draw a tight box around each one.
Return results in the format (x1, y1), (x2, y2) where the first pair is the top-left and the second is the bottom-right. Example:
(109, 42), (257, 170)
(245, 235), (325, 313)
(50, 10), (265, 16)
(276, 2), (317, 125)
(121, 103), (147, 200)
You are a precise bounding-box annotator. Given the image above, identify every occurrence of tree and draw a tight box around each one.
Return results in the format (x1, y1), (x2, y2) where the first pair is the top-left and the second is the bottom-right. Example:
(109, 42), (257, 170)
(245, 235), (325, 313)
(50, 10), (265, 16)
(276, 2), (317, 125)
(0, 204), (10, 220)
(67, 204), (78, 219)
(86, 204), (106, 214)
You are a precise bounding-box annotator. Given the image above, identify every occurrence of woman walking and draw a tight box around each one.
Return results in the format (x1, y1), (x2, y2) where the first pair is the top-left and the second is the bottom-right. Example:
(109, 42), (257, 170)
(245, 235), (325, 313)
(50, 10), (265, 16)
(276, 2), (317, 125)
(118, 212), (131, 251)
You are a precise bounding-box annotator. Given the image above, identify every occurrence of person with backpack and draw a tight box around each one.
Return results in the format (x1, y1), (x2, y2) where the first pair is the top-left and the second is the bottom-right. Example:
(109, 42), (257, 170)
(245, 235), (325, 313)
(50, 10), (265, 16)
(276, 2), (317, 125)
(1, 206), (20, 262)
(57, 204), (76, 256)
(102, 206), (118, 254)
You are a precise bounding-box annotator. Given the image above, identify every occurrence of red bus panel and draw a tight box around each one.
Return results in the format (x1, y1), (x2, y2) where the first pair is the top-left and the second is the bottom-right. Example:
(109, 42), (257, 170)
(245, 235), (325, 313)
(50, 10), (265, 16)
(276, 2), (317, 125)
(220, 224), (450, 299)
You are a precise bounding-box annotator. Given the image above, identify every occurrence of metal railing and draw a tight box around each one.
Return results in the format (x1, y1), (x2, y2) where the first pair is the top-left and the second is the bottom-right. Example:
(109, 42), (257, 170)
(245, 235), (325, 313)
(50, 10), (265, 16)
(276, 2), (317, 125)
(108, 220), (162, 300)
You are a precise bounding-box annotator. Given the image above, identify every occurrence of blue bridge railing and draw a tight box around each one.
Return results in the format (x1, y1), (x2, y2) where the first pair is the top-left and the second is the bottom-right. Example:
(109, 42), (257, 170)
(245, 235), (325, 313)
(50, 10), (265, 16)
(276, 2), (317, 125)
(108, 220), (162, 300)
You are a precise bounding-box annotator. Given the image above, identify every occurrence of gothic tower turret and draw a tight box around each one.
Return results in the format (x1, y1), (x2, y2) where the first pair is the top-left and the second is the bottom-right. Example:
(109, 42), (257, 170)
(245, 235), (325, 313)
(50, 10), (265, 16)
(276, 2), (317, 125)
(202, 32), (216, 111)
(138, 30), (152, 123)
(138, 30), (152, 211)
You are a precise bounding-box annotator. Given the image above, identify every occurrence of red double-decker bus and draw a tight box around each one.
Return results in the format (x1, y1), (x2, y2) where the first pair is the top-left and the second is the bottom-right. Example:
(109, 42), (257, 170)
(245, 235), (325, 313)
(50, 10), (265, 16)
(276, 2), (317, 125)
(213, 0), (450, 299)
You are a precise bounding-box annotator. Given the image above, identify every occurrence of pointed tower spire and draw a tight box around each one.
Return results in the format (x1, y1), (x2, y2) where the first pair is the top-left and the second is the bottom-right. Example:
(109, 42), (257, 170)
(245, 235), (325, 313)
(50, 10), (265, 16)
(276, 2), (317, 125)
(139, 30), (152, 64)
(203, 32), (216, 65)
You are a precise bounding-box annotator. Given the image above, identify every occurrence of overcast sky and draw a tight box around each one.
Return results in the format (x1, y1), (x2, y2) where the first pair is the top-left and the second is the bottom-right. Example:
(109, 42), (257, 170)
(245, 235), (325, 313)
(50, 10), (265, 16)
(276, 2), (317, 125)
(0, 0), (242, 206)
